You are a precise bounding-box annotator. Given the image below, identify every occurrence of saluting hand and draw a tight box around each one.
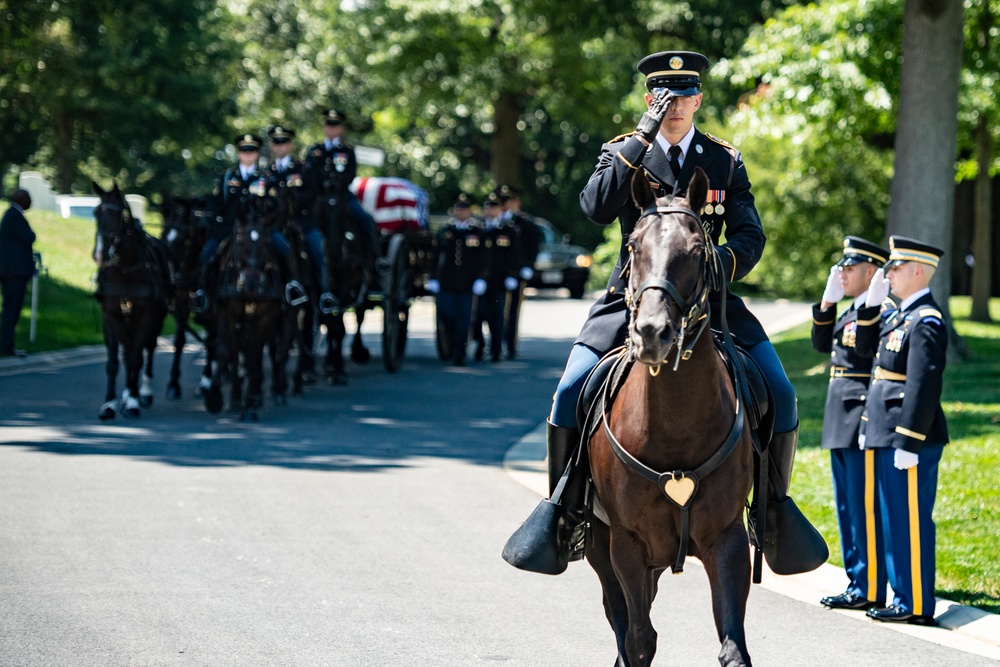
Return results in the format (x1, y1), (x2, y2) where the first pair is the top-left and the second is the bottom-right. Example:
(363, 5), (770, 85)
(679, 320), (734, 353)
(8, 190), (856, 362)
(821, 266), (844, 306)
(635, 89), (675, 144)
(865, 268), (890, 308)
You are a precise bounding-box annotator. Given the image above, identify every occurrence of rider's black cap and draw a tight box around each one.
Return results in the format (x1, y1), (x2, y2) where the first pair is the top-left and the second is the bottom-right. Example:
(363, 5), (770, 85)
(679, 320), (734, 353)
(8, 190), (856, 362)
(637, 51), (709, 96)
(835, 236), (889, 268)
(885, 236), (944, 269)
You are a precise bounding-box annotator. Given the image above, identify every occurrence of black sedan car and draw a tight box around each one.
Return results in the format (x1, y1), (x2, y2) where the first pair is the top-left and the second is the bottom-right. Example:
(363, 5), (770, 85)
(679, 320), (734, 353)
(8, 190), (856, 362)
(528, 218), (592, 299)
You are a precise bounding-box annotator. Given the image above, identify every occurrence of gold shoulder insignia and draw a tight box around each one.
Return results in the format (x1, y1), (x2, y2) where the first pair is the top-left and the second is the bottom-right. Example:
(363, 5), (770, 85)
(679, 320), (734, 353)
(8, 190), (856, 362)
(609, 131), (636, 144)
(705, 133), (735, 149)
(918, 308), (943, 319)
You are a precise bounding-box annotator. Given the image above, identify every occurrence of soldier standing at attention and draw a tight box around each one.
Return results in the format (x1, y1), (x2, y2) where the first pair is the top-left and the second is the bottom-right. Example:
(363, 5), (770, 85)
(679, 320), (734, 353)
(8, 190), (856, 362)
(426, 193), (488, 366)
(475, 192), (521, 363)
(854, 236), (948, 627)
(497, 184), (540, 360)
(303, 109), (384, 290)
(264, 125), (337, 314)
(813, 236), (890, 612)
(193, 133), (304, 311)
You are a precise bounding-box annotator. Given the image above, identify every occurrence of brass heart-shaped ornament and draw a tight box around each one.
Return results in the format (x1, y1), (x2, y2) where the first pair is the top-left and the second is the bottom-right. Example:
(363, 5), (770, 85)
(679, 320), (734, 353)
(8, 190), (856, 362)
(664, 476), (696, 507)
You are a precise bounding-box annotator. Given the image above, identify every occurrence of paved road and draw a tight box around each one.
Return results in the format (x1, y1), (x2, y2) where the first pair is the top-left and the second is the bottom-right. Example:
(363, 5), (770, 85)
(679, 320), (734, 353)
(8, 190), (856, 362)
(1, 293), (996, 666)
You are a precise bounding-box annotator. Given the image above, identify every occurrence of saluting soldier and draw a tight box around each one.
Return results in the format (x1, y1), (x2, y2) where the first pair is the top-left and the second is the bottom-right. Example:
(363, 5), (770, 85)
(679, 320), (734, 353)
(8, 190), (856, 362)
(496, 184), (540, 360)
(426, 193), (488, 366)
(303, 109), (384, 289)
(473, 192), (522, 363)
(518, 50), (808, 569)
(263, 124), (336, 314)
(813, 236), (890, 612)
(853, 236), (948, 626)
(193, 133), (303, 311)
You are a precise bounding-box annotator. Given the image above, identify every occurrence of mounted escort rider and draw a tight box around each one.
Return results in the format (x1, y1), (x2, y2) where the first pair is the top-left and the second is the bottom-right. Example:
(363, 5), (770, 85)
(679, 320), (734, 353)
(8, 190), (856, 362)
(192, 133), (305, 312)
(506, 50), (825, 575)
(262, 124), (337, 315)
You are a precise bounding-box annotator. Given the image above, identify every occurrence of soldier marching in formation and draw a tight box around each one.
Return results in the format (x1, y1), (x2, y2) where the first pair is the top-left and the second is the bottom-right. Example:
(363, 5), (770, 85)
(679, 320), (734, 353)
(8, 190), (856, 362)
(496, 184), (540, 360)
(813, 236), (890, 612)
(472, 192), (523, 363)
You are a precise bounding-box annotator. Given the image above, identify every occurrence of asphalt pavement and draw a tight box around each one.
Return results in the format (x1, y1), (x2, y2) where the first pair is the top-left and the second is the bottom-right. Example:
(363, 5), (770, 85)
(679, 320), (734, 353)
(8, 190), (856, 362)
(1, 291), (997, 666)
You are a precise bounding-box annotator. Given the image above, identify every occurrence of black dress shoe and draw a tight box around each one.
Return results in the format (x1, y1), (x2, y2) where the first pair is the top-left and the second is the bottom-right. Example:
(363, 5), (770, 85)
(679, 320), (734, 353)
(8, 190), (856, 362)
(820, 592), (880, 610)
(1, 349), (26, 358)
(867, 604), (936, 626)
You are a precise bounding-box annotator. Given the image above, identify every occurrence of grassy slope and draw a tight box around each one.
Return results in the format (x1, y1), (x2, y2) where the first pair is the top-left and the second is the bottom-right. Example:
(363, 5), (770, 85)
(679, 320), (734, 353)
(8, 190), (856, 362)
(776, 296), (1000, 613)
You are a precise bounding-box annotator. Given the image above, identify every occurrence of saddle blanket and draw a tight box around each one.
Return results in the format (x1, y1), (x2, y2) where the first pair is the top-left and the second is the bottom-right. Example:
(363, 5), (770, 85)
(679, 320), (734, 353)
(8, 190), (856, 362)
(350, 177), (429, 233)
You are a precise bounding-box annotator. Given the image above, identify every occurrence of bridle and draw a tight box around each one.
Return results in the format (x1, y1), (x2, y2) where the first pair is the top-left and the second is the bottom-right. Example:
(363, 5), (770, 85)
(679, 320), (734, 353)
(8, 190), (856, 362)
(95, 200), (145, 273)
(623, 204), (722, 371)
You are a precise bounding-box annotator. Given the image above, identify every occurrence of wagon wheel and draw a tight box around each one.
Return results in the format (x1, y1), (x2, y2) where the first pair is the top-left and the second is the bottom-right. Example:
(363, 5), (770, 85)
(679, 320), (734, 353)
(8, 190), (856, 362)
(382, 234), (411, 372)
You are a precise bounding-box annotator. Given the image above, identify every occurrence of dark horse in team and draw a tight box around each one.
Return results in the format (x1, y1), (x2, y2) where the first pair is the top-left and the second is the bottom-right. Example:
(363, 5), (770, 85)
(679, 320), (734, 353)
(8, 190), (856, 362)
(586, 169), (755, 666)
(93, 182), (171, 420)
(315, 191), (377, 385)
(202, 194), (289, 420)
(160, 194), (216, 400)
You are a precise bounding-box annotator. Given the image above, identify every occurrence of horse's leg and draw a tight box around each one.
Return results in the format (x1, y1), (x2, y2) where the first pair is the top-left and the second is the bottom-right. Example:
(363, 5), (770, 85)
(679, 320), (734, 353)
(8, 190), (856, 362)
(229, 322), (244, 414)
(609, 526), (658, 667)
(100, 317), (119, 421)
(205, 313), (229, 415)
(121, 321), (144, 418)
(272, 308), (290, 404)
(167, 307), (187, 400)
(701, 521), (752, 667)
(588, 518), (633, 666)
(326, 313), (348, 385)
(350, 305), (370, 364)
(139, 315), (158, 408)
(242, 322), (264, 421)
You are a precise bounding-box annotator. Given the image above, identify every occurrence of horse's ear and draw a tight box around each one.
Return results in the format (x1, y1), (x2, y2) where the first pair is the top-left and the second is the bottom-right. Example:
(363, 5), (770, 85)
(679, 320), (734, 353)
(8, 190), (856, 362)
(631, 171), (655, 210)
(687, 167), (709, 212)
(112, 182), (122, 196)
(92, 181), (105, 196)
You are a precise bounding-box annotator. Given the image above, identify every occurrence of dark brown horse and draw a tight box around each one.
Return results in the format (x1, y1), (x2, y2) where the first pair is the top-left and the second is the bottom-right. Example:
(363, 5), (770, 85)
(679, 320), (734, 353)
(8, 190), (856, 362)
(93, 182), (171, 420)
(586, 168), (754, 666)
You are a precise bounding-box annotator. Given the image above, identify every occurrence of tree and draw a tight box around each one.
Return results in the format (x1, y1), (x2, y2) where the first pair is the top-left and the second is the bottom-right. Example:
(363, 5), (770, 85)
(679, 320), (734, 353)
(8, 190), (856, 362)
(887, 0), (964, 314)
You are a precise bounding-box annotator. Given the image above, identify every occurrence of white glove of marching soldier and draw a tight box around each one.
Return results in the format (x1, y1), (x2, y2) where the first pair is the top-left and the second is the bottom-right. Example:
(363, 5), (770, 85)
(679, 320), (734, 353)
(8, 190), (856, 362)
(472, 278), (487, 296)
(425, 279), (440, 294)
(504, 276), (519, 291)
(821, 266), (844, 305)
(519, 266), (534, 281)
(894, 449), (919, 470)
(865, 267), (890, 308)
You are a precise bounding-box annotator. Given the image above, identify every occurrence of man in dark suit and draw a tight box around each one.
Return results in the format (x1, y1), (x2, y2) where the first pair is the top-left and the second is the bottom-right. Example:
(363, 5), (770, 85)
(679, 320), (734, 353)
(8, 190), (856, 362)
(853, 236), (948, 626)
(812, 236), (890, 611)
(0, 189), (36, 357)
(532, 50), (801, 568)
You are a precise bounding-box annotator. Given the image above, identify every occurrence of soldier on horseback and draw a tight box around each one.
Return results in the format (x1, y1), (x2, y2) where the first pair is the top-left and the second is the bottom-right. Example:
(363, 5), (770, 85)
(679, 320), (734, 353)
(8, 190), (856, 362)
(192, 133), (305, 313)
(510, 50), (818, 575)
(262, 124), (337, 315)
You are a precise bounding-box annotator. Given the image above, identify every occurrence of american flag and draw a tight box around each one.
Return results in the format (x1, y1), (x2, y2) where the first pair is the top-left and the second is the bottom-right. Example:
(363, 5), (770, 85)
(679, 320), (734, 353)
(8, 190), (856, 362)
(350, 177), (429, 233)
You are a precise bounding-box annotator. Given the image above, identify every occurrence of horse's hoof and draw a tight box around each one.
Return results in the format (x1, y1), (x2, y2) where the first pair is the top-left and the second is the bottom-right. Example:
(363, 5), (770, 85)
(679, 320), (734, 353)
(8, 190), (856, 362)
(226, 402), (241, 415)
(139, 394), (153, 408)
(124, 407), (141, 419)
(301, 371), (316, 385)
(272, 393), (287, 407)
(351, 347), (371, 365)
(204, 388), (223, 414)
(292, 384), (304, 397)
(328, 372), (348, 386)
(98, 405), (116, 421)
(166, 384), (182, 400)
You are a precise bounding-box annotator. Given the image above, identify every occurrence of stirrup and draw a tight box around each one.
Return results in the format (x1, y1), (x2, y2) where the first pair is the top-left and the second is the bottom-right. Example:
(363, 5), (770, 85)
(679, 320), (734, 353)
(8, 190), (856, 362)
(319, 292), (339, 315)
(285, 280), (308, 306)
(191, 290), (209, 313)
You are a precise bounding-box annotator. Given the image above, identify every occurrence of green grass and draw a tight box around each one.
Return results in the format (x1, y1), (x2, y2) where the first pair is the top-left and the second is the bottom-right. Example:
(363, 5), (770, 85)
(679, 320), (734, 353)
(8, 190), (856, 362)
(776, 296), (1000, 613)
(3, 205), (172, 353)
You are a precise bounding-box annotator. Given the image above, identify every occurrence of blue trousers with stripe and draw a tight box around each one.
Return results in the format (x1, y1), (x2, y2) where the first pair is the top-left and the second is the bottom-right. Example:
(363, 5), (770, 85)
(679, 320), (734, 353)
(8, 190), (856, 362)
(831, 447), (886, 603)
(875, 444), (943, 617)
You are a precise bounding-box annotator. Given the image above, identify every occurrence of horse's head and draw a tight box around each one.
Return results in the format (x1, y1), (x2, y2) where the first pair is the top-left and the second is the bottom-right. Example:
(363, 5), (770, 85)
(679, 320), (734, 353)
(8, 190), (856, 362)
(228, 196), (281, 299)
(626, 167), (717, 368)
(93, 181), (139, 267)
(161, 195), (209, 278)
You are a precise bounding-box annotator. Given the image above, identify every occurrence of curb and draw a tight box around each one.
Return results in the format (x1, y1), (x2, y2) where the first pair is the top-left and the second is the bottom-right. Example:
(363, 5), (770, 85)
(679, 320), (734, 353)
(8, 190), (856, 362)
(502, 422), (1000, 662)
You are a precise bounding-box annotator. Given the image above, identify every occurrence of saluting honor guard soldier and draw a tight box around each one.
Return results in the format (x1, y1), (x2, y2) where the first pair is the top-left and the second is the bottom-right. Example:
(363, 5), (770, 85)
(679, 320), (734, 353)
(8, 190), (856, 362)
(813, 236), (890, 611)
(193, 133), (304, 312)
(505, 50), (822, 572)
(496, 184), (540, 360)
(426, 193), (488, 366)
(853, 236), (948, 626)
(263, 124), (337, 314)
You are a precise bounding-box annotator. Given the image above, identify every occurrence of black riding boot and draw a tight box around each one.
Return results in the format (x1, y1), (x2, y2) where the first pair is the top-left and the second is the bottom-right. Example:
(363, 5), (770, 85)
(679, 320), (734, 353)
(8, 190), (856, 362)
(276, 254), (307, 306)
(317, 265), (338, 315)
(192, 260), (218, 313)
(548, 421), (587, 563)
(762, 424), (829, 574)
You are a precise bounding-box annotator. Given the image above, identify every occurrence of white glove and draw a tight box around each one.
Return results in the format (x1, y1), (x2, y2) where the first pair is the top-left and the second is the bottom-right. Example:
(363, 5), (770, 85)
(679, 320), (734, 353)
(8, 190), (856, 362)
(425, 279), (440, 294)
(519, 266), (534, 281)
(472, 278), (487, 296)
(894, 449), (919, 470)
(821, 266), (844, 304)
(865, 268), (890, 308)
(504, 276), (519, 291)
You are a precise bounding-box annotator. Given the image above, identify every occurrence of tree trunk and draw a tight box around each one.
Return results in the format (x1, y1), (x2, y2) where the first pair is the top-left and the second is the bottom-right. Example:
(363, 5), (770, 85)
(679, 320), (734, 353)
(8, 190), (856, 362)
(887, 0), (964, 325)
(969, 109), (994, 322)
(491, 90), (523, 191)
(56, 112), (75, 194)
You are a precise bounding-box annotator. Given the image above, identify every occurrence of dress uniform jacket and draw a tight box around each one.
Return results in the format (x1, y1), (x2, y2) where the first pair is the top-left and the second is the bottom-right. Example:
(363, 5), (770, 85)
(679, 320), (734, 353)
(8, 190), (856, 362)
(264, 158), (316, 228)
(483, 221), (522, 291)
(855, 292), (949, 451)
(511, 212), (541, 270)
(432, 222), (487, 293)
(303, 141), (357, 197)
(812, 299), (877, 449)
(210, 168), (269, 242)
(577, 128), (766, 352)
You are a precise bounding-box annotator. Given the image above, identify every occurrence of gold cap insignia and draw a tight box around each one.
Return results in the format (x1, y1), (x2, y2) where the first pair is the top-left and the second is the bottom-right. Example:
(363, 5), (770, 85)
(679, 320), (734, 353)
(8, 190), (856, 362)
(669, 56), (683, 70)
